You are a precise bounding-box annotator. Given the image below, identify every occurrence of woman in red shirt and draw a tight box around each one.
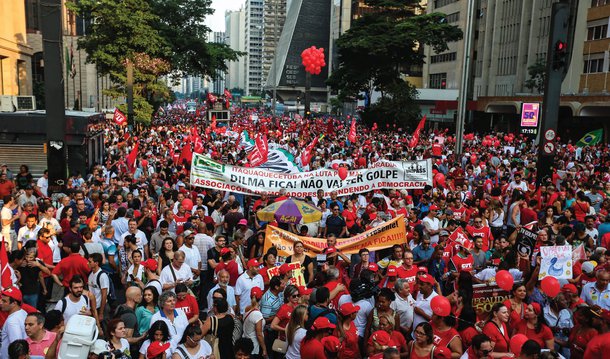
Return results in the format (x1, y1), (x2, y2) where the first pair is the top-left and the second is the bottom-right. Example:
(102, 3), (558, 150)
(260, 252), (277, 288)
(335, 302), (360, 359)
(270, 285), (300, 341)
(431, 314), (463, 358)
(300, 317), (336, 359)
(569, 307), (599, 359)
(503, 283), (527, 332)
(342, 199), (362, 235)
(513, 303), (555, 349)
(482, 303), (513, 357)
(409, 323), (436, 359)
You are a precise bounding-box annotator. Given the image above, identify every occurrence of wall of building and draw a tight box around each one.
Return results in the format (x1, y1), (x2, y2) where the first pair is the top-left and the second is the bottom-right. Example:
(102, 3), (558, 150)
(0, 0), (33, 96)
(245, 0), (264, 95)
(225, 9), (246, 90)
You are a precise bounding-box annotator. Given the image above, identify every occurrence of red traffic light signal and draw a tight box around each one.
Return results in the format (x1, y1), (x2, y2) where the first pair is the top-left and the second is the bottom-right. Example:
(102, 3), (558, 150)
(552, 40), (568, 70)
(556, 41), (567, 52)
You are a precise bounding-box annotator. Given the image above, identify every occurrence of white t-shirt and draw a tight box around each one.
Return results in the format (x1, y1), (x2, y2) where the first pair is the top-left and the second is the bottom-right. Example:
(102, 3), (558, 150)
(243, 309), (265, 354)
(17, 225), (40, 245)
(120, 230), (148, 253)
(88, 268), (110, 309)
(179, 244), (201, 272)
(173, 342), (213, 358)
(413, 291), (438, 331)
(160, 263), (193, 292)
(54, 295), (90, 323)
(193, 233), (215, 271)
(286, 327), (307, 359)
(234, 272), (264, 314)
(390, 293), (415, 330)
(0, 309), (27, 358)
(1, 206), (13, 239)
(149, 310), (189, 350)
(37, 176), (48, 197)
(422, 216), (440, 244)
(354, 299), (374, 337)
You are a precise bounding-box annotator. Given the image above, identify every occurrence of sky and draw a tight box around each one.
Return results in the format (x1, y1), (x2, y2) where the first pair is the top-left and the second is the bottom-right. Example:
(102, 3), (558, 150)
(205, 0), (244, 32)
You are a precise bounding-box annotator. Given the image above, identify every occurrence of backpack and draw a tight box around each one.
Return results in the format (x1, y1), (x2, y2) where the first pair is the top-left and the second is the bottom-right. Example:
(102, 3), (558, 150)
(96, 269), (117, 309)
(304, 306), (336, 330)
(59, 295), (89, 314)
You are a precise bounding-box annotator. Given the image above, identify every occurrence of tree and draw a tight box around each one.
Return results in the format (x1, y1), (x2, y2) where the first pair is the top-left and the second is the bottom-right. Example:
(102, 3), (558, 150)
(328, 0), (462, 128)
(70, 0), (242, 123)
(525, 58), (546, 94)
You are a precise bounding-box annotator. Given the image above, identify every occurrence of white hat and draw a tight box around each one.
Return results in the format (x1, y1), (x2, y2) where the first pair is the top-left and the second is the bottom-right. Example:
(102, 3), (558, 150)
(91, 339), (109, 355)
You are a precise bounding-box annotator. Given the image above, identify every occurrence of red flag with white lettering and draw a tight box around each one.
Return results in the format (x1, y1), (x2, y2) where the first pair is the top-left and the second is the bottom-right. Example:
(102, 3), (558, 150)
(348, 119), (357, 143)
(300, 136), (319, 167)
(408, 115), (427, 148)
(114, 108), (127, 126)
(191, 127), (204, 154)
(248, 133), (269, 167)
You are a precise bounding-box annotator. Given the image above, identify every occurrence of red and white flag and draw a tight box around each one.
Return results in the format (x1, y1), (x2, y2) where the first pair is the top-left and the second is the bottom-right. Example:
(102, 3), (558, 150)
(348, 119), (357, 143)
(126, 142), (138, 173)
(178, 143), (193, 165)
(300, 136), (319, 167)
(224, 89), (233, 99)
(113, 108), (127, 126)
(0, 240), (13, 290)
(191, 127), (204, 154)
(211, 114), (217, 130)
(408, 115), (427, 147)
(448, 226), (473, 250)
(248, 133), (269, 167)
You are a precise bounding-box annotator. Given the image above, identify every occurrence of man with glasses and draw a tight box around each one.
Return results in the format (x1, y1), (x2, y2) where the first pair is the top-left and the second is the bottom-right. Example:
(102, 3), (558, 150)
(461, 333), (495, 359)
(397, 250), (419, 290)
(160, 250), (193, 292)
(466, 215), (494, 252)
(179, 230), (202, 287)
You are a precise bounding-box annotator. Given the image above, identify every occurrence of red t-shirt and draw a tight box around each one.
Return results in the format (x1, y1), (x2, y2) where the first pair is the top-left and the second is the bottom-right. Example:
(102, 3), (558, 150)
(570, 326), (598, 359)
(583, 332), (610, 359)
(174, 214), (188, 234)
(514, 321), (554, 348)
(325, 280), (349, 309)
(432, 324), (461, 350)
(0, 180), (15, 197)
(175, 294), (199, 320)
(215, 260), (239, 286)
(300, 337), (326, 359)
(335, 323), (359, 359)
(275, 303), (294, 332)
(37, 241), (54, 278)
(466, 225), (494, 252)
(482, 322), (510, 353)
(52, 254), (90, 287)
(450, 254), (474, 273)
(397, 265), (419, 291)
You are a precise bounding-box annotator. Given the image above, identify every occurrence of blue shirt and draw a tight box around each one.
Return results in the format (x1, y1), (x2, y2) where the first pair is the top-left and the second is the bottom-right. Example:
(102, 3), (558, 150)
(260, 290), (283, 319)
(413, 245), (434, 262)
(598, 223), (610, 243)
(309, 304), (338, 325)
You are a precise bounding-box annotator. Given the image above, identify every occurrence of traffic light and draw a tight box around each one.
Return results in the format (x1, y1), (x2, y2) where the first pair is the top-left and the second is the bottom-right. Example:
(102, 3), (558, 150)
(552, 40), (568, 71)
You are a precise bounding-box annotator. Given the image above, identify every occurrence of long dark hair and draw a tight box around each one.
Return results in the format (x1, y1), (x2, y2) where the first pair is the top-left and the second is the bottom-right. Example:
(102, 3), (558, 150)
(415, 322), (434, 345)
(147, 320), (170, 342)
(139, 286), (159, 309)
(179, 322), (203, 344)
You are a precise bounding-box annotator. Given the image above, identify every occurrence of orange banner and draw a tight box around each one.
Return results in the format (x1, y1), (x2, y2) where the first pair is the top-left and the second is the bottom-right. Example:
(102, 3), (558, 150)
(263, 215), (407, 259)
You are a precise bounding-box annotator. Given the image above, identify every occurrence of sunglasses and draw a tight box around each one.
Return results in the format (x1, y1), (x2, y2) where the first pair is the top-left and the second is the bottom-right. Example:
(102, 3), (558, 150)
(290, 294), (299, 298)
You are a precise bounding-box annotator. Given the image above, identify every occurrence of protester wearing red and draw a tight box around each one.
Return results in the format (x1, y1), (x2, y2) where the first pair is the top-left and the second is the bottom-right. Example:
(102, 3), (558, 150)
(215, 247), (239, 286)
(175, 284), (199, 322)
(300, 317), (336, 359)
(465, 216), (494, 252)
(513, 303), (554, 349)
(397, 250), (418, 290)
(335, 303), (360, 359)
(51, 243), (89, 287)
(482, 304), (511, 355)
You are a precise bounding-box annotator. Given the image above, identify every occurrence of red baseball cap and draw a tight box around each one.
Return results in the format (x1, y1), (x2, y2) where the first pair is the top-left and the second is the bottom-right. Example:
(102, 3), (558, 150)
(339, 302), (361, 316)
(312, 317), (336, 330)
(279, 263), (291, 275)
(326, 247), (337, 254)
(147, 341), (170, 359)
(250, 287), (264, 300)
(418, 274), (435, 285)
(298, 286), (313, 296)
(434, 346), (452, 359)
(220, 247), (231, 256)
(1, 287), (22, 302)
(429, 205), (440, 211)
(386, 265), (398, 277)
(321, 336), (342, 353)
(371, 330), (392, 346)
(562, 283), (578, 294)
(142, 259), (158, 272)
(247, 258), (260, 268)
(417, 266), (428, 273)
(368, 263), (379, 272)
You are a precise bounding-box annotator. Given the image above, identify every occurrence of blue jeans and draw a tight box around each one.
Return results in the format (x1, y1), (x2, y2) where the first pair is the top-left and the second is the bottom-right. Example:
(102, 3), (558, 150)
(22, 293), (38, 308)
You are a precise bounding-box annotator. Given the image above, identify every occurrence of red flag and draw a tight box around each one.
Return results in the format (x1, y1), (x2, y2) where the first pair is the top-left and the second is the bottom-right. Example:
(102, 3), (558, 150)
(408, 115), (427, 148)
(178, 143), (193, 165)
(224, 89), (233, 99)
(300, 136), (319, 166)
(113, 108), (127, 126)
(348, 119), (357, 143)
(126, 142), (138, 173)
(211, 114), (217, 130)
(0, 240), (11, 290)
(191, 127), (204, 154)
(248, 133), (269, 167)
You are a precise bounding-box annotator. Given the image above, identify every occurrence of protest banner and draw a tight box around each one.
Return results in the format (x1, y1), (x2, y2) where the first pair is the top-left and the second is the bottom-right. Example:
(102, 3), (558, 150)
(539, 245), (572, 280)
(472, 283), (512, 320)
(190, 153), (432, 197)
(516, 226), (537, 258)
(263, 215), (407, 259)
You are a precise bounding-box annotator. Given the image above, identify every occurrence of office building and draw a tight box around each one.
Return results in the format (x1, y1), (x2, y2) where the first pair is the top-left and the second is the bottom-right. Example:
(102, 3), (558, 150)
(262, 0), (287, 96)
(1, 0), (33, 97)
(225, 8), (246, 91)
(245, 0), (264, 95)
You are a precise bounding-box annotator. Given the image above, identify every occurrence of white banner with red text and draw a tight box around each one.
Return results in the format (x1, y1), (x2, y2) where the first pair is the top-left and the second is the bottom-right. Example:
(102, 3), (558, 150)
(190, 153), (432, 197)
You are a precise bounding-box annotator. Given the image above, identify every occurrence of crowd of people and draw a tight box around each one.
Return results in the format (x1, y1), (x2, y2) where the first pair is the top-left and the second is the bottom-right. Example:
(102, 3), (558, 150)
(0, 104), (609, 359)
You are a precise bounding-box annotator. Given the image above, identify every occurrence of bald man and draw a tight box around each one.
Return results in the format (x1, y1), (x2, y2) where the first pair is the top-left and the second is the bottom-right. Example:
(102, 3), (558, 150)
(114, 286), (142, 338)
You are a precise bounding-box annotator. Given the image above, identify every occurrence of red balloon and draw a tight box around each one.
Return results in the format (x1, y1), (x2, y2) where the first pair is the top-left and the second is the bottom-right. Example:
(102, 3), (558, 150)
(495, 270), (514, 291)
(338, 167), (348, 180)
(431, 296), (451, 317)
(182, 198), (194, 211)
(540, 276), (561, 298)
(332, 163), (339, 170)
(510, 334), (528, 356)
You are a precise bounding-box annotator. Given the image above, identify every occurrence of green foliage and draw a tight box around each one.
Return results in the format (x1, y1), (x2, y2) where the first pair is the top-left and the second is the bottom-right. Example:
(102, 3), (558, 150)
(525, 58), (546, 94)
(360, 81), (420, 129)
(328, 1), (462, 127)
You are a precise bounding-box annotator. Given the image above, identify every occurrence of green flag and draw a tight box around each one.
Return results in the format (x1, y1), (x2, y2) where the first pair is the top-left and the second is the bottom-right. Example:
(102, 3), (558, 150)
(576, 129), (603, 147)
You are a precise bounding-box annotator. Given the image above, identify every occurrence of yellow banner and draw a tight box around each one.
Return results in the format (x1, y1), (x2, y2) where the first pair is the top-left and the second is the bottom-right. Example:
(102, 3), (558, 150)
(263, 215), (407, 258)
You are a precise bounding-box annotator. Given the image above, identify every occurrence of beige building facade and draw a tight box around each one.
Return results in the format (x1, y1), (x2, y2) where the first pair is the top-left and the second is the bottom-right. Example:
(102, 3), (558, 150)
(1, 0), (33, 96)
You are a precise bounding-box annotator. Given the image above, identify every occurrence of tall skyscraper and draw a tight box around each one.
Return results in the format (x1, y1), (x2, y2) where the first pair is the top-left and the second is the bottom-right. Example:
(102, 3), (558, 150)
(225, 8), (246, 91)
(262, 0), (287, 96)
(245, 0), (264, 95)
(210, 31), (227, 94)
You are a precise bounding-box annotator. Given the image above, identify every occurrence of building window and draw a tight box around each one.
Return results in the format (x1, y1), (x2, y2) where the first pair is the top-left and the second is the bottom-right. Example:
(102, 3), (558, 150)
(430, 52), (457, 63)
(592, 0), (610, 7)
(429, 73), (447, 89)
(587, 24), (608, 40)
(446, 12), (460, 23)
(584, 55), (605, 73)
(434, 0), (458, 9)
